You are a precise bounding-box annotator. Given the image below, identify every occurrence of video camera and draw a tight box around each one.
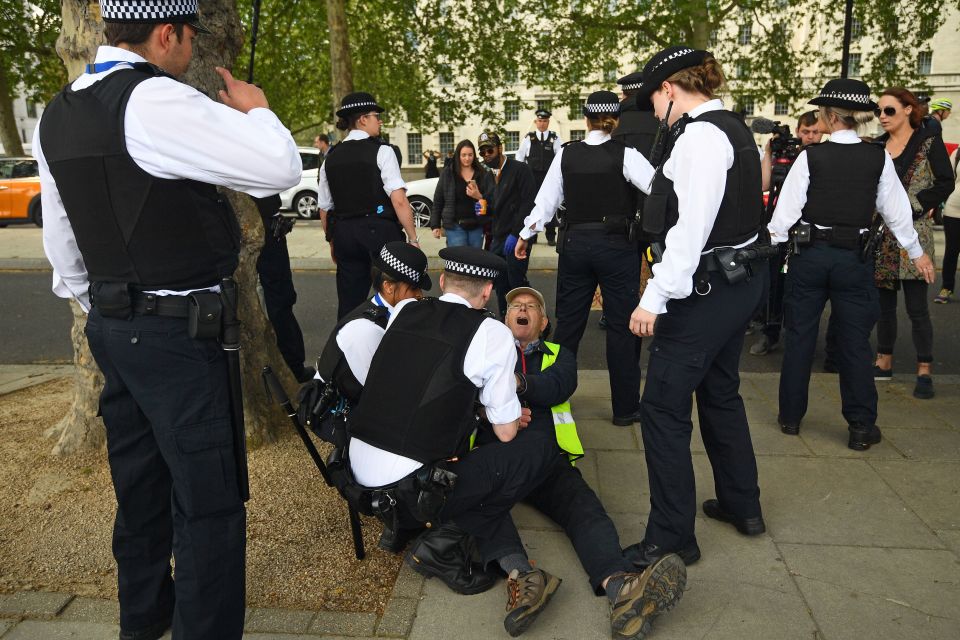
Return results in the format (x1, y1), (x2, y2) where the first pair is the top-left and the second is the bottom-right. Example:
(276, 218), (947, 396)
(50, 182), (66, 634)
(751, 117), (802, 164)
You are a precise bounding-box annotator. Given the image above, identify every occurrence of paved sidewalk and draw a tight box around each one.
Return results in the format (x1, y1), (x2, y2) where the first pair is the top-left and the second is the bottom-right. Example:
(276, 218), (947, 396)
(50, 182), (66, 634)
(1, 367), (958, 639)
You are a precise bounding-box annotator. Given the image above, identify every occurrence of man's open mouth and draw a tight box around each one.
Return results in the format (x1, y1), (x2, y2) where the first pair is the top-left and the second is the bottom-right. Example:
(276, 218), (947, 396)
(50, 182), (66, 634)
(517, 317), (529, 325)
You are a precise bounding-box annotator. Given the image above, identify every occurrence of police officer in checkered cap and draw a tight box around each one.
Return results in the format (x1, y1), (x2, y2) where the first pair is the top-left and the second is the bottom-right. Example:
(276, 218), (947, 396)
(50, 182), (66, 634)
(34, 1), (302, 638)
(515, 90), (654, 431)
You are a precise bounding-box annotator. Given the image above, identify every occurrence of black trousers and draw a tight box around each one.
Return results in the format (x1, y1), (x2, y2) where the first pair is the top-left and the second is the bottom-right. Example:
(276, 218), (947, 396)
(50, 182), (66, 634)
(640, 268), (766, 552)
(942, 216), (960, 292)
(85, 308), (245, 639)
(779, 243), (879, 426)
(331, 216), (403, 319)
(876, 281), (934, 363)
(257, 232), (307, 376)
(492, 235), (531, 317)
(441, 430), (559, 566)
(554, 228), (641, 417)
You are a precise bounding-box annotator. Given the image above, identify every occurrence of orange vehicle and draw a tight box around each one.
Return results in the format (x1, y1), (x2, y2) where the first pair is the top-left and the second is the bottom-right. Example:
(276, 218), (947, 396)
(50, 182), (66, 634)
(0, 157), (42, 227)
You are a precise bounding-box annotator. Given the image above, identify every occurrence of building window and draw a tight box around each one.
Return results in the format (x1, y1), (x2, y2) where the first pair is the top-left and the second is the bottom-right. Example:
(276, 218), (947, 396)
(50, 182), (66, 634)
(734, 60), (749, 79)
(738, 98), (755, 116)
(774, 0), (788, 8)
(26, 102), (37, 119)
(708, 29), (719, 48)
(439, 102), (454, 123)
(569, 129), (585, 142)
(505, 131), (520, 152)
(848, 53), (861, 76)
(504, 100), (520, 122)
(505, 68), (518, 84)
(602, 65), (618, 83)
(437, 66), (452, 86)
(536, 99), (552, 114)
(568, 97), (586, 120)
(407, 133), (422, 163)
(884, 52), (897, 73)
(738, 24), (752, 46)
(774, 99), (789, 116)
(917, 51), (932, 75)
(850, 17), (862, 40)
(439, 132), (454, 156)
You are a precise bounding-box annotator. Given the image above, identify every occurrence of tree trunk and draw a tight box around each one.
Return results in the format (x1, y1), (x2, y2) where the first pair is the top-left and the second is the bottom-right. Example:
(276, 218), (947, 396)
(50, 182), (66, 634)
(326, 0), (353, 137)
(0, 66), (25, 157)
(50, 0), (293, 454)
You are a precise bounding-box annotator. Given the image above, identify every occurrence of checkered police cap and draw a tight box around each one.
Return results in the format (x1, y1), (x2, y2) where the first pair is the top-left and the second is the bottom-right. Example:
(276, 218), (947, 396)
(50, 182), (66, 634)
(380, 246), (421, 283)
(583, 91), (621, 117)
(808, 78), (877, 112)
(439, 246), (506, 282)
(373, 241), (432, 290)
(101, 0), (199, 21)
(442, 259), (499, 280)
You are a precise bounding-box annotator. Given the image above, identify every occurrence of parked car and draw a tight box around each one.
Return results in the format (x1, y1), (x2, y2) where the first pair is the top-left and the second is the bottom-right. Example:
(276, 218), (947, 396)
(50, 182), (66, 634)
(279, 147), (321, 219)
(0, 157), (42, 227)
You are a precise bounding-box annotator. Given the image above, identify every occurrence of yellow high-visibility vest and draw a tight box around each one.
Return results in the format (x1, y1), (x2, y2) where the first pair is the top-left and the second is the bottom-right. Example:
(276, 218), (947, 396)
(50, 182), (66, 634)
(540, 342), (584, 464)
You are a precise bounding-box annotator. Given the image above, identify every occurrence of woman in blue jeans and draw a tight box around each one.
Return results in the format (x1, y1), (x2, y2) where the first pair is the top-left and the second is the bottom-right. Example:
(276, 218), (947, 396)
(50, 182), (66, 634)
(429, 140), (495, 247)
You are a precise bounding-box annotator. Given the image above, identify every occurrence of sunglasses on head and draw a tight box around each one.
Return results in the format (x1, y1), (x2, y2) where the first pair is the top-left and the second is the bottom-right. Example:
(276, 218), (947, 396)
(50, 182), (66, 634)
(874, 106), (898, 117)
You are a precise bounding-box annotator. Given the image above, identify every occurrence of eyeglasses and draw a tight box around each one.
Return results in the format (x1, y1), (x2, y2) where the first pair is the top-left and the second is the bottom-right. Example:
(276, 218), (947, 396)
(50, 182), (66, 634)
(507, 302), (541, 311)
(874, 106), (898, 117)
(361, 112), (382, 121)
(478, 147), (497, 156)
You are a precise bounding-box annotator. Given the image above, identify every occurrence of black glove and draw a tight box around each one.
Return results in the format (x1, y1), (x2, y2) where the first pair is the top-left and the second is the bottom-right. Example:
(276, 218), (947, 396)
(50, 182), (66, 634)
(295, 379), (324, 428)
(270, 213), (295, 240)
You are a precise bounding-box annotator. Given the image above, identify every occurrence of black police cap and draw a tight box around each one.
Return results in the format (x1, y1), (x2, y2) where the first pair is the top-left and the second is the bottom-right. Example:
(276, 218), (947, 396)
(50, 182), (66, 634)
(439, 246), (506, 281)
(373, 241), (432, 291)
(634, 46), (710, 111)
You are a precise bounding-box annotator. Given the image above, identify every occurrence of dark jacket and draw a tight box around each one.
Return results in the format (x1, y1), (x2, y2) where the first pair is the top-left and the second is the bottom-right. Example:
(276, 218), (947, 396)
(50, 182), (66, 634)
(611, 93), (659, 159)
(489, 156), (537, 240)
(429, 163), (496, 230)
(516, 341), (578, 438)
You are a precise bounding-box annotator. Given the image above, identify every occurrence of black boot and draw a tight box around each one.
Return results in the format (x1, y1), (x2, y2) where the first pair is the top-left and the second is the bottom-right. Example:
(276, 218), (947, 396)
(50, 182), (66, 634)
(405, 523), (498, 595)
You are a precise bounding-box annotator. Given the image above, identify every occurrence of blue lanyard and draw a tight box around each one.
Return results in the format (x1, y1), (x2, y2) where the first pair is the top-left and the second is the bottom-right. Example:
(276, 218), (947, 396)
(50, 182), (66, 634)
(85, 60), (130, 74)
(373, 293), (391, 318)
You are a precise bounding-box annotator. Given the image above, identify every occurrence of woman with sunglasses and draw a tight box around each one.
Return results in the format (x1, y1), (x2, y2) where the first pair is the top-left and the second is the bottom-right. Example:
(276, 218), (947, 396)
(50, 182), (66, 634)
(428, 139), (495, 248)
(317, 92), (421, 318)
(769, 79), (935, 451)
(871, 88), (955, 398)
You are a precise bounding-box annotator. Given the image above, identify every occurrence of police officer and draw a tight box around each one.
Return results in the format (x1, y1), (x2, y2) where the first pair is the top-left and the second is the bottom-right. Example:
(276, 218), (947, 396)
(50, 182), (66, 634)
(488, 286), (686, 640)
(624, 46), (769, 566)
(768, 79), (935, 450)
(515, 109), (563, 245)
(34, 1), (302, 638)
(613, 71), (660, 156)
(514, 91), (653, 426)
(317, 92), (421, 318)
(347, 247), (563, 636)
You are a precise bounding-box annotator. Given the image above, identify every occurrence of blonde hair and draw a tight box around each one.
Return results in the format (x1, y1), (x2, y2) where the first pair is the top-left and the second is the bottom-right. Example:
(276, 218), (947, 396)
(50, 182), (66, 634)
(586, 114), (619, 134)
(818, 106), (873, 133)
(665, 54), (726, 99)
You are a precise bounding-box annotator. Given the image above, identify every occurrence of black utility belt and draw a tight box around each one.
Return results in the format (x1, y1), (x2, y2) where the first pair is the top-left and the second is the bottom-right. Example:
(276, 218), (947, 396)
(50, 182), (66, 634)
(564, 221), (629, 236)
(695, 243), (777, 291)
(792, 223), (865, 251)
(89, 281), (226, 340)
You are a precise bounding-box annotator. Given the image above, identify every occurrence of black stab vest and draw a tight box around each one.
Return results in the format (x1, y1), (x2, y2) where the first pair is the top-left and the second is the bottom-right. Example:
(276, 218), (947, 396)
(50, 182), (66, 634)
(348, 298), (489, 464)
(525, 131), (558, 173)
(324, 137), (398, 220)
(643, 109), (762, 250)
(801, 142), (886, 229)
(38, 64), (240, 290)
(560, 140), (634, 231)
(316, 300), (390, 403)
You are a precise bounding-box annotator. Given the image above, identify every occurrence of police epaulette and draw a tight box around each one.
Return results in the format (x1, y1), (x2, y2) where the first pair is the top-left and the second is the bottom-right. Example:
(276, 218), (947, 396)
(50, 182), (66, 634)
(561, 140), (581, 147)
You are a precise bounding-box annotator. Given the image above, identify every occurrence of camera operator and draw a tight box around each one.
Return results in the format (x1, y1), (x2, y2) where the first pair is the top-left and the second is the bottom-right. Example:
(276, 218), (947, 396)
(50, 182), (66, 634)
(750, 111), (833, 358)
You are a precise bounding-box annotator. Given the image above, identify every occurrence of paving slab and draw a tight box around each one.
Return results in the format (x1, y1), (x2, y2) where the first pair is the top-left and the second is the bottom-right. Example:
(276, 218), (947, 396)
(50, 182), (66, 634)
(0, 593), (72, 617)
(375, 597), (417, 637)
(870, 460), (960, 531)
(797, 421), (906, 459)
(57, 597), (118, 623)
(757, 457), (943, 548)
(576, 418), (637, 451)
(308, 611), (377, 636)
(882, 427), (960, 460)
(245, 608), (316, 634)
(780, 544), (960, 640)
(0, 621), (14, 637)
(1, 621), (119, 639)
(595, 450), (647, 514)
(937, 529), (960, 557)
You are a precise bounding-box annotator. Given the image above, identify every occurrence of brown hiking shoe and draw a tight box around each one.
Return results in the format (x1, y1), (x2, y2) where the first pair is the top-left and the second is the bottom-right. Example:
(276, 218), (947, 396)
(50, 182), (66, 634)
(610, 554), (686, 639)
(503, 568), (561, 637)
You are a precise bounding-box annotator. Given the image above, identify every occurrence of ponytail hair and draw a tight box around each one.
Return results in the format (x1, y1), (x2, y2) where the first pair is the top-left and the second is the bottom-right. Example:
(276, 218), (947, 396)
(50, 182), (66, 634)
(586, 114), (619, 134)
(665, 54), (726, 99)
(818, 106), (874, 133)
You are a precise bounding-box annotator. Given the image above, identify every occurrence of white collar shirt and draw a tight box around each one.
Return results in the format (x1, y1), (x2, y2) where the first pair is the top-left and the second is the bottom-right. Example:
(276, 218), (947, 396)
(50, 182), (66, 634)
(520, 129), (655, 240)
(767, 128), (921, 259)
(349, 292), (521, 487)
(315, 129), (406, 212)
(34, 46), (302, 310)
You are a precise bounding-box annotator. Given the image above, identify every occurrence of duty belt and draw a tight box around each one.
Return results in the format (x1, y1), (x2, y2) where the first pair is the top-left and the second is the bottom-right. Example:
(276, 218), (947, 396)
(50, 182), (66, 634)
(131, 293), (190, 318)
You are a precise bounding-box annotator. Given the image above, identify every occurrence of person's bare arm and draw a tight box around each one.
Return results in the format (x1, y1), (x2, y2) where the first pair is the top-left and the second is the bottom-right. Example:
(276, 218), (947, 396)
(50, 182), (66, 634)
(390, 190), (420, 244)
(492, 419), (520, 442)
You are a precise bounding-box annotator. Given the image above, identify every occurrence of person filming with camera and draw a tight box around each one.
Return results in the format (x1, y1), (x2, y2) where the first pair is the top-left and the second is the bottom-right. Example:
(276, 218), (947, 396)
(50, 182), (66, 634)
(768, 79), (935, 452)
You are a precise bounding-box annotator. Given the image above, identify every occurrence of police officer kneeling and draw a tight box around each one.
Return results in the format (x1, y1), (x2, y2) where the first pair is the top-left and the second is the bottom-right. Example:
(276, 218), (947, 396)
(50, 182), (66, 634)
(768, 79), (935, 450)
(342, 248), (562, 637)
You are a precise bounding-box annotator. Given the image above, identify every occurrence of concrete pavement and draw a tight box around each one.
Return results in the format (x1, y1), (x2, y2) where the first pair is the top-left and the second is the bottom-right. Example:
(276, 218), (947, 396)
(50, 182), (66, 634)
(1, 366), (958, 639)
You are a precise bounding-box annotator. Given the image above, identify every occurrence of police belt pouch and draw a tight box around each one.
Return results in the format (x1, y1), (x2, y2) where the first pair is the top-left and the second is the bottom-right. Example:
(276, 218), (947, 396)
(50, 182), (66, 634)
(828, 226), (861, 251)
(713, 247), (749, 284)
(187, 291), (223, 339)
(91, 282), (133, 319)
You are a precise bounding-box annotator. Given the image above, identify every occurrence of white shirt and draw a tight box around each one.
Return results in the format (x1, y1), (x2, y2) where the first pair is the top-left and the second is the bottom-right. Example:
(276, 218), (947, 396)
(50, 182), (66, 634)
(35, 47), (302, 311)
(350, 292), (521, 487)
(333, 295), (394, 384)
(767, 128), (922, 259)
(514, 130), (564, 163)
(316, 130), (406, 211)
(519, 129), (655, 239)
(639, 99), (759, 315)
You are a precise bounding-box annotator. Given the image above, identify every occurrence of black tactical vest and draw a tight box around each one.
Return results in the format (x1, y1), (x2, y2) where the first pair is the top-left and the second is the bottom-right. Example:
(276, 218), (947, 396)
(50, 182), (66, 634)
(316, 300), (390, 403)
(324, 137), (398, 220)
(348, 298), (489, 464)
(643, 109), (762, 250)
(801, 142), (886, 229)
(38, 64), (240, 290)
(560, 140), (634, 232)
(526, 131), (558, 173)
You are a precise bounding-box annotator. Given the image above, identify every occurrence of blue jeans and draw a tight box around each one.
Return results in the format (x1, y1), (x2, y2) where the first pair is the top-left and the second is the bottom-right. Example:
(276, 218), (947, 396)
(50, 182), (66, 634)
(445, 225), (485, 248)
